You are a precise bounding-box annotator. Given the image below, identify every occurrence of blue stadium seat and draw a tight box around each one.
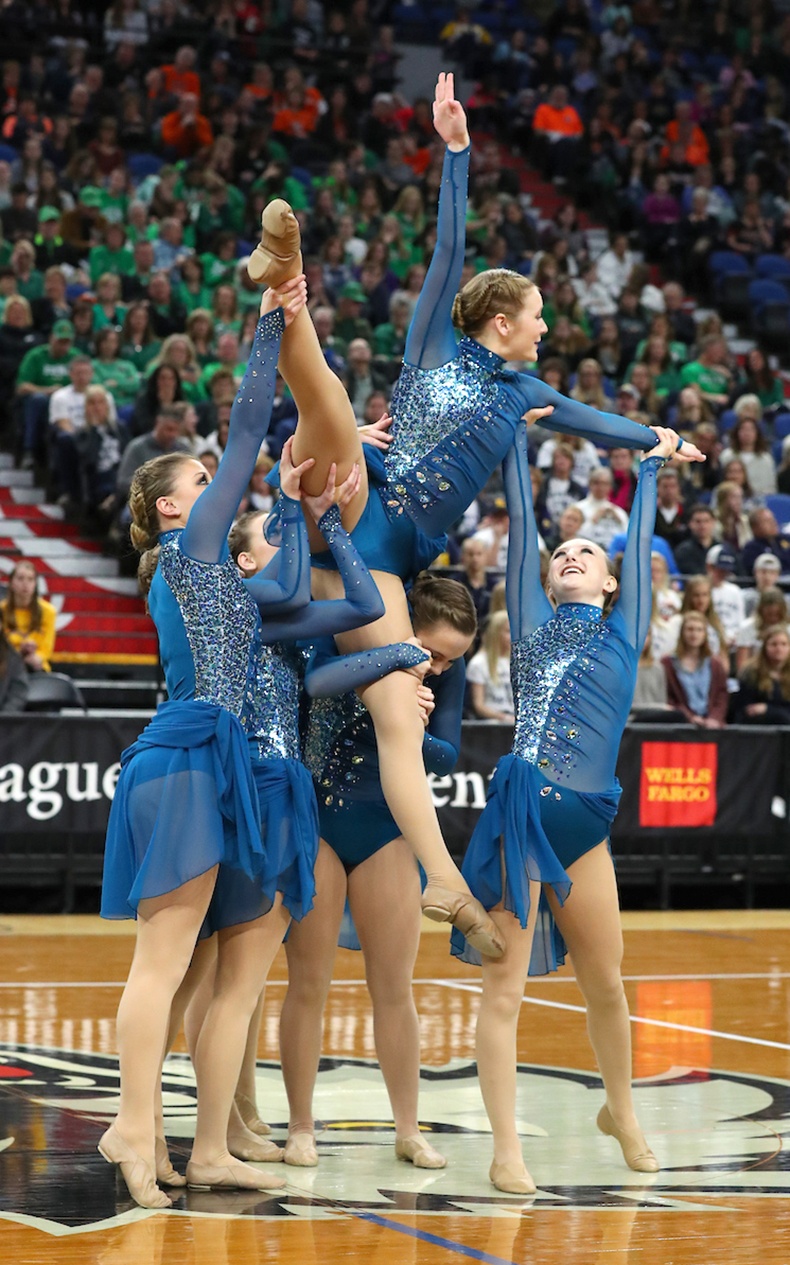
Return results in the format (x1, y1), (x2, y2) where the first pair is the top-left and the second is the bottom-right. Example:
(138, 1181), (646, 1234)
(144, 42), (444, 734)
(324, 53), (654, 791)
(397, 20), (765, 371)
(755, 254), (790, 280)
(764, 494), (790, 523)
(772, 412), (790, 439)
(709, 251), (751, 276)
(749, 279), (789, 309)
(718, 409), (738, 433)
(127, 153), (164, 182)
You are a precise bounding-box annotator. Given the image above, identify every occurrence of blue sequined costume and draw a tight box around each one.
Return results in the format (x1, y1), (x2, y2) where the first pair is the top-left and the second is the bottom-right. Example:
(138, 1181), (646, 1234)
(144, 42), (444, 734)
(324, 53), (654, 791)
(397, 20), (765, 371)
(452, 429), (661, 972)
(305, 648), (464, 949)
(368, 145), (670, 568)
(101, 310), (286, 919)
(204, 504), (387, 934)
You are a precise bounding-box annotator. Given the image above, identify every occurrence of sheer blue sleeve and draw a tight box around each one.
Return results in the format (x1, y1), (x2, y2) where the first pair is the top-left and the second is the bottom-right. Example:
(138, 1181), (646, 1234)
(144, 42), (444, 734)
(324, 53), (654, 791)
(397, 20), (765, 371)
(504, 426), (553, 641)
(508, 376), (661, 454)
(423, 657), (465, 775)
(244, 493), (311, 614)
(304, 641), (429, 698)
(617, 455), (662, 651)
(404, 145), (470, 371)
(182, 308), (284, 563)
(257, 505), (385, 643)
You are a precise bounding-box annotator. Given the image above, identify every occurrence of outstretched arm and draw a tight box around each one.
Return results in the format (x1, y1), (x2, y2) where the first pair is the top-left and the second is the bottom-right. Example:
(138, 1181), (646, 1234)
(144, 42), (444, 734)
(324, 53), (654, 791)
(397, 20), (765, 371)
(504, 416), (554, 640)
(183, 278), (305, 563)
(305, 639), (430, 698)
(618, 429), (676, 650)
(404, 73), (470, 371)
(507, 377), (704, 463)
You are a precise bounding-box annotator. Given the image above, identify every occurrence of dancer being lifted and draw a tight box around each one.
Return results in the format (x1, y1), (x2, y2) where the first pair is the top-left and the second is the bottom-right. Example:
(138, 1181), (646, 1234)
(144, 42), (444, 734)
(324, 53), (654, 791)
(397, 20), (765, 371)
(247, 73), (702, 959)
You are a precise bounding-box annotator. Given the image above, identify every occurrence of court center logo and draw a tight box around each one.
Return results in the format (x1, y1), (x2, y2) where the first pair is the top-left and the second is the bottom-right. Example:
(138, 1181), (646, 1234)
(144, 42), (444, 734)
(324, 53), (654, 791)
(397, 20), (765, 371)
(1, 1045), (789, 1235)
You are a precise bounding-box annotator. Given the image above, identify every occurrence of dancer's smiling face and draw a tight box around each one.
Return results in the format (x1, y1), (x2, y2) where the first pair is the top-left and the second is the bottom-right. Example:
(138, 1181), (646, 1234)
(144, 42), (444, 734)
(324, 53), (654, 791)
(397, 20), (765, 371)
(548, 538), (617, 608)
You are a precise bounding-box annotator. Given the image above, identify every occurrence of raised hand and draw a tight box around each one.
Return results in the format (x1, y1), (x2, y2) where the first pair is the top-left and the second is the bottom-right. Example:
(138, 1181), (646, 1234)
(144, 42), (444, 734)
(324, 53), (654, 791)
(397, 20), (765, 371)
(432, 72), (470, 152)
(260, 273), (307, 326)
(302, 460), (361, 523)
(522, 405), (555, 427)
(646, 426), (705, 463)
(278, 435), (315, 500)
(359, 412), (394, 450)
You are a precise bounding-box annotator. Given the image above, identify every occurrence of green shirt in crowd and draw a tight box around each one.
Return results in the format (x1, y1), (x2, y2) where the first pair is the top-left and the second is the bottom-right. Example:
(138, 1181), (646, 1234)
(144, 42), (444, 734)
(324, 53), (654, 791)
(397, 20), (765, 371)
(91, 357), (141, 407)
(16, 344), (76, 390)
(678, 359), (730, 398)
(89, 245), (136, 286)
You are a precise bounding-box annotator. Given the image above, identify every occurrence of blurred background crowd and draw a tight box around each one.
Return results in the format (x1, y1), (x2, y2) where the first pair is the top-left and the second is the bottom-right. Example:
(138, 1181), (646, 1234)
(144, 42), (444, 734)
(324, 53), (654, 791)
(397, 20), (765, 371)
(2, 0), (790, 724)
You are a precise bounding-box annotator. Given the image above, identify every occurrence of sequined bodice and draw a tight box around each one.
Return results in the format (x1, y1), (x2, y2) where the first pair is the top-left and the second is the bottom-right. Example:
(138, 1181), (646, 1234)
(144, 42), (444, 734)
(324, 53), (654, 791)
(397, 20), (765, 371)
(305, 692), (380, 808)
(153, 531), (259, 715)
(385, 337), (502, 480)
(511, 604), (634, 793)
(244, 641), (304, 763)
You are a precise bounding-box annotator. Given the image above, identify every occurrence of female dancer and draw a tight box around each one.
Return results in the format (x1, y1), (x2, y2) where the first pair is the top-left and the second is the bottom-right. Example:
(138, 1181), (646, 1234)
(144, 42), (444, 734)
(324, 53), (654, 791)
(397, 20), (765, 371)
(452, 419), (678, 1194)
(98, 277), (309, 1208)
(165, 469), (411, 1167)
(278, 572), (476, 1169)
(248, 74), (702, 957)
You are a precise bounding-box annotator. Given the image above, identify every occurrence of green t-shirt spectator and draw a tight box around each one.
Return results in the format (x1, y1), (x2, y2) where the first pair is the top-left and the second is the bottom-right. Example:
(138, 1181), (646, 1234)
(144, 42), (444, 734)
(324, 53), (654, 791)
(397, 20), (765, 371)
(199, 252), (237, 289)
(176, 281), (215, 314)
(100, 192), (129, 224)
(93, 303), (128, 333)
(251, 174), (309, 212)
(91, 357), (141, 407)
(121, 338), (162, 372)
(16, 271), (44, 302)
(16, 343), (76, 391)
(679, 359), (730, 398)
(372, 322), (406, 360)
(89, 244), (135, 286)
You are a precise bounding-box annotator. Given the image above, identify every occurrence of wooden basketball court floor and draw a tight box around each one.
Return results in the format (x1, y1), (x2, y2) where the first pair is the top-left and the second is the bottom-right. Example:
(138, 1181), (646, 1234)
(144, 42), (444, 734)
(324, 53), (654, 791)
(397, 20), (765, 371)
(2, 911), (790, 1265)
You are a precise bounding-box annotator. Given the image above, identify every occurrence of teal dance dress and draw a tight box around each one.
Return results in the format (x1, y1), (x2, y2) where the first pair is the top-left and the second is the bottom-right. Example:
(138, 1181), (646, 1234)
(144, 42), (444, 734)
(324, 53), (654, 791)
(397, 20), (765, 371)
(453, 428), (661, 971)
(101, 309), (288, 919)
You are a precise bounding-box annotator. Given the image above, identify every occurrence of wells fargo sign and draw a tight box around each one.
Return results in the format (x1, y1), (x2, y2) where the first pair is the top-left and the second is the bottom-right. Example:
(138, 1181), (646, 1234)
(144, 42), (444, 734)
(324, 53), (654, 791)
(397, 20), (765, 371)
(638, 741), (718, 828)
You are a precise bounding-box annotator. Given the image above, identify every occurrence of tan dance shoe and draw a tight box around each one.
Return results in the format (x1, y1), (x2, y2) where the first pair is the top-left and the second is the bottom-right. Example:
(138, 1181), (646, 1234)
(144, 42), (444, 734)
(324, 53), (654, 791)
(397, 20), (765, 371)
(597, 1104), (659, 1173)
(98, 1124), (172, 1209)
(155, 1136), (187, 1187)
(489, 1159), (537, 1195)
(234, 1090), (272, 1136)
(247, 199), (302, 287)
(421, 884), (505, 959)
(186, 1158), (286, 1191)
(395, 1134), (447, 1169)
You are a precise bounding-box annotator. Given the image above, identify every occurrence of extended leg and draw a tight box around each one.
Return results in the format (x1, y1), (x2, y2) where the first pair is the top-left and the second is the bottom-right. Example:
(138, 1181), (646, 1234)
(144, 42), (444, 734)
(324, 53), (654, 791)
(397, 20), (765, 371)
(101, 866), (218, 1208)
(476, 888), (542, 1194)
(279, 841), (347, 1165)
(349, 838), (445, 1168)
(544, 842), (658, 1172)
(187, 898), (291, 1190)
(312, 570), (503, 959)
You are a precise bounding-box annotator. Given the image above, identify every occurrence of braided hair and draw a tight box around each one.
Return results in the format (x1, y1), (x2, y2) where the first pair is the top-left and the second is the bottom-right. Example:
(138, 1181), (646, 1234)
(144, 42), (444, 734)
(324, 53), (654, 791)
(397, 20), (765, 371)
(128, 452), (192, 596)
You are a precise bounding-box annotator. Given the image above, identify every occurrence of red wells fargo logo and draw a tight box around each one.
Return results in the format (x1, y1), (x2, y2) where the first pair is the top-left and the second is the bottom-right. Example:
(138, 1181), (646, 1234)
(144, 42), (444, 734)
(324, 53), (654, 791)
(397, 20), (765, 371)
(638, 741), (718, 828)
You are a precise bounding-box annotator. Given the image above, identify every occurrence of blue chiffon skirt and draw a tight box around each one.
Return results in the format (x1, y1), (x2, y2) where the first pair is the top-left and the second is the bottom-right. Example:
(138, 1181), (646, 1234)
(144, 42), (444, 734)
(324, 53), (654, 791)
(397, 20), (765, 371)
(100, 700), (262, 920)
(201, 757), (319, 937)
(451, 754), (620, 974)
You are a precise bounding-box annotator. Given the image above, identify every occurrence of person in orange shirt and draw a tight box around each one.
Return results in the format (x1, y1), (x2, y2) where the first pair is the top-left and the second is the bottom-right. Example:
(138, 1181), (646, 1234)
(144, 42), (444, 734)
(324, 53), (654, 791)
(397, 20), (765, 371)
(532, 85), (584, 184)
(161, 93), (214, 159)
(272, 86), (322, 139)
(664, 101), (710, 167)
(160, 45), (201, 99)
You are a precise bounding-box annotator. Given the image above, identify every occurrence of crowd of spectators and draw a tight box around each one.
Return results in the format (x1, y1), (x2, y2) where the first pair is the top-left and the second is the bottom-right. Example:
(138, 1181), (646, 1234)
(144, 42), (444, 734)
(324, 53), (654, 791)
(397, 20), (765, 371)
(0, 1), (788, 722)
